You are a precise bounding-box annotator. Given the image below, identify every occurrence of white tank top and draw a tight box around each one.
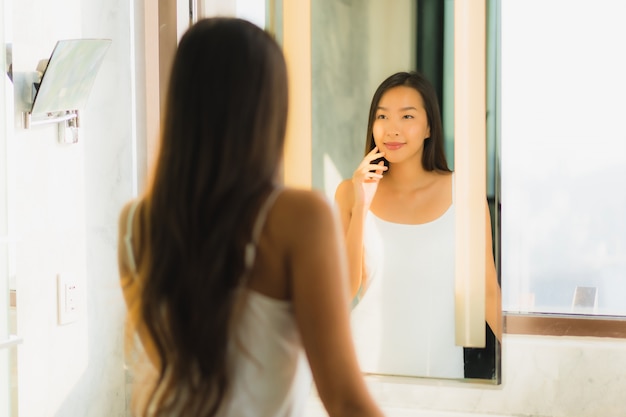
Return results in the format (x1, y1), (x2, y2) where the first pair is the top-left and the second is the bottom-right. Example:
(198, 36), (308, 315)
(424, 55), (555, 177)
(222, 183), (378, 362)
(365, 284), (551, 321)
(351, 177), (464, 379)
(124, 188), (312, 416)
(218, 290), (312, 417)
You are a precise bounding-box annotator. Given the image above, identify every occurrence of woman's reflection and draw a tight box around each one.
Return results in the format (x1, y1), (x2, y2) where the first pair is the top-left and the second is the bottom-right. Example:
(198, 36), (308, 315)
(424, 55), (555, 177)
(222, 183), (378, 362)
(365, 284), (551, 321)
(335, 71), (501, 379)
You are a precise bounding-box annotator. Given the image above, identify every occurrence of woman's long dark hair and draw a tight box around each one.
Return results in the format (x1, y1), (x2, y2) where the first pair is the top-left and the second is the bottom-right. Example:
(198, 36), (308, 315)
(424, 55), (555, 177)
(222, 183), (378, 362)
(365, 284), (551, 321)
(364, 71), (450, 172)
(136, 18), (288, 416)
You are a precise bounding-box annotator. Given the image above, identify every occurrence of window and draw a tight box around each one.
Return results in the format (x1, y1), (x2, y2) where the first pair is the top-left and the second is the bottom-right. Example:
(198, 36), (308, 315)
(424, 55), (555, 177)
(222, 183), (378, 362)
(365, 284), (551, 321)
(500, 0), (626, 330)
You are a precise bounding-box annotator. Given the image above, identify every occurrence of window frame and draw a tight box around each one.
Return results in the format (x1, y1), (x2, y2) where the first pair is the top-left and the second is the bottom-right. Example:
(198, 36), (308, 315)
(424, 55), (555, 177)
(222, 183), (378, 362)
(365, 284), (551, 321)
(504, 314), (626, 338)
(494, 0), (626, 338)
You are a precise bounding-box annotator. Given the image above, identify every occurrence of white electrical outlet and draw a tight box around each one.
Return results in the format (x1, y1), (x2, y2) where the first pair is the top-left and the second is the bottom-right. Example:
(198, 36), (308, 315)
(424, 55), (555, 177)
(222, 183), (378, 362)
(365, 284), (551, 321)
(57, 274), (80, 325)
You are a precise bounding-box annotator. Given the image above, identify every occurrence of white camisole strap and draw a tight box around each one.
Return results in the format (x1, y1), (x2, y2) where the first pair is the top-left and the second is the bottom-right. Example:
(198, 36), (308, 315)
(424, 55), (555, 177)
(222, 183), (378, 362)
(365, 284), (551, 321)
(124, 188), (282, 276)
(123, 199), (141, 274)
(244, 187), (283, 272)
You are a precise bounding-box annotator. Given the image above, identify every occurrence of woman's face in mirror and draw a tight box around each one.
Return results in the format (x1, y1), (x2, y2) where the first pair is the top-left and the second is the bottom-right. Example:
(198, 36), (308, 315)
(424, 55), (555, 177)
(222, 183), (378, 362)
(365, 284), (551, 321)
(372, 86), (431, 165)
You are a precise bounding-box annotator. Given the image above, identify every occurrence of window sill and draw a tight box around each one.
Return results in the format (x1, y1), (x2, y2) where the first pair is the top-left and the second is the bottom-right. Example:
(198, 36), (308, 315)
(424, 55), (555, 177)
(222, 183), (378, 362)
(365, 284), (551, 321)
(504, 313), (626, 338)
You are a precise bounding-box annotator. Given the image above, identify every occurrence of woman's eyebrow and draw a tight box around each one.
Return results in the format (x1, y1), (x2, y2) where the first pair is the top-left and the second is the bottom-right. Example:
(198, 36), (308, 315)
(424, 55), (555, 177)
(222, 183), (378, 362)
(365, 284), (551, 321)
(377, 106), (418, 111)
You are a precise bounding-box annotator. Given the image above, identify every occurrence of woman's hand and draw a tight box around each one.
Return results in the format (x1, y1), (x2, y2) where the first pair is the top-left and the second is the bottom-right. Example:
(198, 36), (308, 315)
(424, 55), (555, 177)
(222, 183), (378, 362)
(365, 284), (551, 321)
(352, 146), (387, 210)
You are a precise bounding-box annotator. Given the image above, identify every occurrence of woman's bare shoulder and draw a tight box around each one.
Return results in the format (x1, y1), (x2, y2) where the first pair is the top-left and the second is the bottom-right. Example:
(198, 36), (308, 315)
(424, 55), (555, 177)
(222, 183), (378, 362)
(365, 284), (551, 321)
(266, 188), (338, 239)
(335, 179), (353, 195)
(334, 179), (354, 208)
(274, 188), (334, 219)
(431, 170), (454, 190)
(432, 169), (454, 179)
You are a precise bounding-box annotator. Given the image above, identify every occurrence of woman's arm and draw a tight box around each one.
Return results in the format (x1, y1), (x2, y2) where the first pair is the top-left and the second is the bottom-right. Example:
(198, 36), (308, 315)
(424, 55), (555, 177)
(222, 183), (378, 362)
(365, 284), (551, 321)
(335, 180), (368, 299)
(284, 191), (384, 417)
(334, 147), (387, 298)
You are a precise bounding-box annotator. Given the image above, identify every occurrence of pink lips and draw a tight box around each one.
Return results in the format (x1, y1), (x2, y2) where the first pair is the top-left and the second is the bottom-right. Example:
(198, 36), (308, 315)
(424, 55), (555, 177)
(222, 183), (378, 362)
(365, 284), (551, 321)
(384, 142), (404, 151)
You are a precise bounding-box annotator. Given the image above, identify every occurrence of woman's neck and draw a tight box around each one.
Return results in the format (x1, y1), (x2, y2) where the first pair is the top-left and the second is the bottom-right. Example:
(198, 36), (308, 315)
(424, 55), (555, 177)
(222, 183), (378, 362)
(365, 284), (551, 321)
(384, 159), (433, 191)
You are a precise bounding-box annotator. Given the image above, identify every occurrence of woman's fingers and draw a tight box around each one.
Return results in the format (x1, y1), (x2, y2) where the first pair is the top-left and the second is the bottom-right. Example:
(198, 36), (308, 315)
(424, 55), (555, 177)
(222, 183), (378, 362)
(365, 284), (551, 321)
(367, 160), (387, 172)
(363, 172), (383, 182)
(362, 162), (387, 183)
(360, 148), (387, 172)
(364, 146), (385, 164)
(366, 145), (381, 156)
(354, 150), (387, 184)
(375, 160), (385, 175)
(352, 152), (386, 206)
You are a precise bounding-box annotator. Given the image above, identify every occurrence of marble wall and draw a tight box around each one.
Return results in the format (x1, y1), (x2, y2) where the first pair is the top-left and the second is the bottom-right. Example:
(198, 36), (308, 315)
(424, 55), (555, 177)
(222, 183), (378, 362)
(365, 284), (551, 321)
(310, 0), (416, 200)
(1, 1), (12, 415)
(9, 0), (137, 415)
(304, 334), (626, 417)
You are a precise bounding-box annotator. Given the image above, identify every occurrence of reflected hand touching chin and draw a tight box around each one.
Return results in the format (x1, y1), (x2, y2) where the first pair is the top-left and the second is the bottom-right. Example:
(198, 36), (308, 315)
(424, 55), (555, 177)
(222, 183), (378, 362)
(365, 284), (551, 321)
(353, 146), (387, 212)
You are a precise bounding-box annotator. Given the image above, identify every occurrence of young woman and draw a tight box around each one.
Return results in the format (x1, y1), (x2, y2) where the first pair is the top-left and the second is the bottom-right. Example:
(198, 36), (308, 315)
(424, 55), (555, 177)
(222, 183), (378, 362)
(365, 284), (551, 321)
(117, 18), (384, 417)
(335, 71), (501, 379)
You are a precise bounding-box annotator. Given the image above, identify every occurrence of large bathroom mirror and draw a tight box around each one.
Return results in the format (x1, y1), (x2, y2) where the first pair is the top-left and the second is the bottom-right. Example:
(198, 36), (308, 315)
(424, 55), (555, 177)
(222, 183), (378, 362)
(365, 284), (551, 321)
(282, 0), (502, 383)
